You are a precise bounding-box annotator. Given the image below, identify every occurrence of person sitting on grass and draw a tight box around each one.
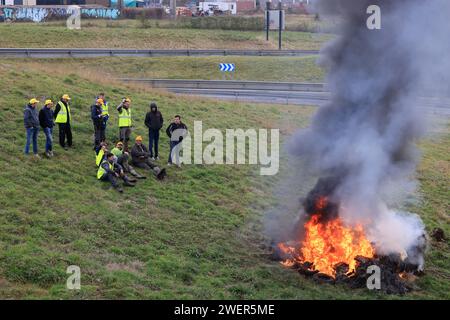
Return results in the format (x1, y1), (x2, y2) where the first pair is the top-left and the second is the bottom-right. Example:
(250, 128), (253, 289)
(95, 141), (108, 167)
(97, 152), (136, 193)
(131, 136), (167, 180)
(111, 141), (146, 180)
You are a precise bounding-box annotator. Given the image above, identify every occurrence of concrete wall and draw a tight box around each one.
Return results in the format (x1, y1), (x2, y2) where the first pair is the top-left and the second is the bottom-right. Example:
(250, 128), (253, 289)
(0, 6), (121, 22)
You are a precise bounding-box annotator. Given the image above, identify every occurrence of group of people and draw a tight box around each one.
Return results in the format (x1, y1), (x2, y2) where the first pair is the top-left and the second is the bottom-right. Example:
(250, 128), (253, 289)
(24, 93), (188, 193)
(23, 94), (73, 158)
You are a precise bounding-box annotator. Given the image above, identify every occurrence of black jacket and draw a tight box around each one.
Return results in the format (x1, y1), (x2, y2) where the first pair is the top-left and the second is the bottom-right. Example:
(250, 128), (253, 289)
(91, 104), (103, 127)
(24, 104), (39, 129)
(131, 143), (151, 162)
(145, 107), (164, 131)
(39, 106), (54, 129)
(166, 122), (188, 142)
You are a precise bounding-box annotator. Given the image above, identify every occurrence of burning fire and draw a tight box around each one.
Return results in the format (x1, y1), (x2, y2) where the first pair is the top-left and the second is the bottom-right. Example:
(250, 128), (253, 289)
(278, 197), (375, 277)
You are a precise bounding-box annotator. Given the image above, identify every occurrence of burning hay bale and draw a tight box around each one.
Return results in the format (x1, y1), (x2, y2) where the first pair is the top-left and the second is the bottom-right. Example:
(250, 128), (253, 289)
(273, 183), (426, 294)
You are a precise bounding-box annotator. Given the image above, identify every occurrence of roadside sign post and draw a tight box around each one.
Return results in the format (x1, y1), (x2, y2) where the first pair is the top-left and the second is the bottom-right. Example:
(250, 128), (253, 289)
(219, 63), (235, 80)
(265, 2), (285, 50)
(278, 1), (282, 50)
(266, 2), (271, 41)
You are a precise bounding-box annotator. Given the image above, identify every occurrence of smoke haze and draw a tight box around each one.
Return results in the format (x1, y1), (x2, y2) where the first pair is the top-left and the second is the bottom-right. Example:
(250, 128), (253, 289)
(271, 0), (450, 264)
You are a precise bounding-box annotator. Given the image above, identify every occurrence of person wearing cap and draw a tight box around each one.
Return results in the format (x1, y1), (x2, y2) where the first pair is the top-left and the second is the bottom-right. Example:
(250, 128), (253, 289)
(131, 136), (166, 180)
(23, 98), (40, 157)
(39, 99), (55, 158)
(111, 141), (146, 179)
(144, 102), (164, 160)
(95, 141), (108, 167)
(91, 98), (105, 149)
(117, 97), (132, 152)
(97, 92), (109, 138)
(54, 94), (72, 150)
(97, 152), (136, 193)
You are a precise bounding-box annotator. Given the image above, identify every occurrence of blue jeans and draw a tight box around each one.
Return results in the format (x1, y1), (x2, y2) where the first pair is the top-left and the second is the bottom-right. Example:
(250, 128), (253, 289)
(148, 129), (160, 157)
(168, 140), (180, 164)
(43, 127), (53, 152)
(24, 127), (39, 155)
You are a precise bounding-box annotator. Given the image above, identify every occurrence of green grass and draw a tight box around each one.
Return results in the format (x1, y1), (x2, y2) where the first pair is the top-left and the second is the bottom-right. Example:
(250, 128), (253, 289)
(0, 61), (448, 299)
(0, 19), (330, 50)
(0, 56), (324, 82)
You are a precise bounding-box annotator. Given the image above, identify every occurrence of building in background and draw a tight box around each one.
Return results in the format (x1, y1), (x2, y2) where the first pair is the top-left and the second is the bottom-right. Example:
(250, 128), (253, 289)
(197, 0), (255, 14)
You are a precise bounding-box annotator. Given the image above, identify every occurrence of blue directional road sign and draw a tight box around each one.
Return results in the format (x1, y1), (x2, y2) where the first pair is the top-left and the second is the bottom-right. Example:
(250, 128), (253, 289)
(219, 63), (236, 72)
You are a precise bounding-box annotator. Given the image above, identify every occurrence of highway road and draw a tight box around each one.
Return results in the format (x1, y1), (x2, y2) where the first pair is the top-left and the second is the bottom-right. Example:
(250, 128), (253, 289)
(120, 78), (450, 116)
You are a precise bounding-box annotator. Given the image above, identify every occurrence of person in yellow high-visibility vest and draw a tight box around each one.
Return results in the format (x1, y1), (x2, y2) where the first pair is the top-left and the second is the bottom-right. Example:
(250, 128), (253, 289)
(117, 97), (132, 152)
(54, 94), (72, 150)
(97, 152), (136, 193)
(98, 92), (109, 141)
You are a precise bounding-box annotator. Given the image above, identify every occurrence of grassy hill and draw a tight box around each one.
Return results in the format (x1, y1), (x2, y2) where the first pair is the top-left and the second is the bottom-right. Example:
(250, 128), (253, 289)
(0, 20), (331, 50)
(0, 61), (448, 299)
(1, 56), (324, 83)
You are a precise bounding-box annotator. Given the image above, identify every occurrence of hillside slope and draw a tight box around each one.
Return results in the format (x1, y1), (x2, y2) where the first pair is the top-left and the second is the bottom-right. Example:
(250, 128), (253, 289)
(0, 63), (448, 299)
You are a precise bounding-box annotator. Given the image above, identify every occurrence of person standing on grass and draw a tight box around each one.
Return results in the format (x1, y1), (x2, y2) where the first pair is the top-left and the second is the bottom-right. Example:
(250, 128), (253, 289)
(166, 115), (188, 167)
(91, 98), (105, 149)
(144, 102), (164, 160)
(23, 98), (40, 158)
(54, 94), (72, 150)
(97, 92), (109, 141)
(117, 97), (132, 152)
(39, 99), (55, 158)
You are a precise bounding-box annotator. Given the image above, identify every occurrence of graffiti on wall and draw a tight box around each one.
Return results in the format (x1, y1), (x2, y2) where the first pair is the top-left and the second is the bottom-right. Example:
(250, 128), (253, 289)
(0, 7), (121, 23)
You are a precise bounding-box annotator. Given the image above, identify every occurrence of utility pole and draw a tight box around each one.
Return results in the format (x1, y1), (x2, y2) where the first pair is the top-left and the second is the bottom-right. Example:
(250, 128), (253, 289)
(278, 1), (282, 50)
(265, 1), (270, 41)
(170, 0), (176, 18)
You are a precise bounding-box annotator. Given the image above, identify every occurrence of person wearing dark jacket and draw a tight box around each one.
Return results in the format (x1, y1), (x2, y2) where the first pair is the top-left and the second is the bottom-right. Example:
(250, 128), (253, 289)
(91, 98), (105, 149)
(24, 98), (41, 157)
(39, 99), (55, 158)
(54, 94), (72, 150)
(97, 152), (136, 193)
(131, 136), (166, 180)
(144, 102), (164, 160)
(166, 115), (188, 167)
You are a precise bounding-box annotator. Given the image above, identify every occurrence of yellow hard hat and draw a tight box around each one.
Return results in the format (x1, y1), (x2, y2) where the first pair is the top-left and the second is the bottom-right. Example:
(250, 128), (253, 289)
(29, 98), (40, 104)
(116, 141), (124, 147)
(44, 99), (53, 105)
(62, 94), (71, 100)
(96, 98), (104, 104)
(135, 135), (143, 141)
(124, 97), (131, 103)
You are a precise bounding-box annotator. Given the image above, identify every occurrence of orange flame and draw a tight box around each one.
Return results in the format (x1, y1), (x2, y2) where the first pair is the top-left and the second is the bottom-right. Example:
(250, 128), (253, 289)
(278, 198), (374, 277)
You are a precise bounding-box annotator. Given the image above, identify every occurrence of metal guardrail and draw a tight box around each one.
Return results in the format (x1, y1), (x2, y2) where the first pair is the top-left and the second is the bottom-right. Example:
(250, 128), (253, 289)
(119, 78), (327, 92)
(0, 48), (320, 58)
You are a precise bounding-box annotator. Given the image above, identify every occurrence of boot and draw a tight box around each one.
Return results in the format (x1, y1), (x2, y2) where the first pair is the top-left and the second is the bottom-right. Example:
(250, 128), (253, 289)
(127, 175), (138, 183)
(116, 186), (124, 193)
(130, 168), (146, 179)
(123, 176), (136, 187)
(155, 167), (167, 181)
